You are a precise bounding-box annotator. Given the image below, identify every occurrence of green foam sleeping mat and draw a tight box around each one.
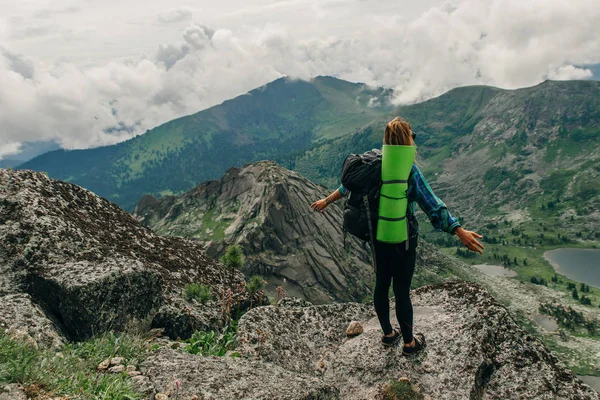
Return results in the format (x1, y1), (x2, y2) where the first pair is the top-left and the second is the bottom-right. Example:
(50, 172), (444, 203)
(376, 145), (416, 244)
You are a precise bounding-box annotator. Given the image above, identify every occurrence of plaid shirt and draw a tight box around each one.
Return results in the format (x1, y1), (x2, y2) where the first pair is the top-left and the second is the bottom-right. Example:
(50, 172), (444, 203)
(338, 164), (461, 234)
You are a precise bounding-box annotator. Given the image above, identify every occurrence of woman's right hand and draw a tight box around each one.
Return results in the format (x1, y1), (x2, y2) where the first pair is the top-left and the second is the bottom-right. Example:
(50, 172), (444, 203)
(310, 199), (328, 212)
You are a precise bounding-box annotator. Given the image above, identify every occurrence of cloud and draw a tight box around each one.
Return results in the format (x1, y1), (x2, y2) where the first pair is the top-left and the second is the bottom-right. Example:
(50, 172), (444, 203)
(547, 65), (593, 80)
(0, 142), (22, 159)
(33, 5), (81, 19)
(157, 7), (193, 24)
(0, 47), (34, 79)
(1, 0), (600, 159)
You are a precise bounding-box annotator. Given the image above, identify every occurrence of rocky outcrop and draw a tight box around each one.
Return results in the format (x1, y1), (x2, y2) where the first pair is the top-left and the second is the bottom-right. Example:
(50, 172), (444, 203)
(141, 348), (340, 399)
(139, 281), (598, 400)
(134, 161), (375, 304)
(0, 169), (246, 342)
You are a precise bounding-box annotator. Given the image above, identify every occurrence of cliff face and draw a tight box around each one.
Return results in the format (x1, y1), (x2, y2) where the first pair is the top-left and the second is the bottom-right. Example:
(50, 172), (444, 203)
(0, 169), (247, 342)
(139, 282), (599, 400)
(134, 161), (375, 304)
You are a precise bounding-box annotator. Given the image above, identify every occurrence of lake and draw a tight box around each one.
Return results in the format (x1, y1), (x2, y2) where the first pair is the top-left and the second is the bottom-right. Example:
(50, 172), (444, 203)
(544, 248), (600, 288)
(578, 375), (600, 394)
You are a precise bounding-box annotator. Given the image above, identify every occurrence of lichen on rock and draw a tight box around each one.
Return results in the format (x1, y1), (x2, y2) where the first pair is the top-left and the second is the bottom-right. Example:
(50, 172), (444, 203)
(0, 169), (248, 342)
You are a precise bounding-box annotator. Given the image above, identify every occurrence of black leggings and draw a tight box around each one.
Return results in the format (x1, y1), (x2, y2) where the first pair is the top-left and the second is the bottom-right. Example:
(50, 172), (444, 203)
(372, 234), (417, 343)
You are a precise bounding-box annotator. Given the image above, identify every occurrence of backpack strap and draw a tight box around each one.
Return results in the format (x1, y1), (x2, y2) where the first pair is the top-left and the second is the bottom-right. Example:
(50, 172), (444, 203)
(363, 195), (377, 274)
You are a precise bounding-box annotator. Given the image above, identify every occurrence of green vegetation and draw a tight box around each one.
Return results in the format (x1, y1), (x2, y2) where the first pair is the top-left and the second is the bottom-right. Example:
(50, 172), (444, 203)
(539, 303), (598, 336)
(221, 245), (245, 289)
(0, 332), (147, 399)
(246, 275), (266, 296)
(184, 324), (239, 357)
(379, 379), (424, 400)
(183, 283), (213, 303)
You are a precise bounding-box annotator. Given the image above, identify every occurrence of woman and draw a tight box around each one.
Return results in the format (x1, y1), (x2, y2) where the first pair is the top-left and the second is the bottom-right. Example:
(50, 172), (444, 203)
(310, 117), (484, 355)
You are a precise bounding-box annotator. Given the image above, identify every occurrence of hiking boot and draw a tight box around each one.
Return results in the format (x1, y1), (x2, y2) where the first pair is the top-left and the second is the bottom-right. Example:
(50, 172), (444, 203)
(402, 332), (426, 356)
(381, 328), (401, 347)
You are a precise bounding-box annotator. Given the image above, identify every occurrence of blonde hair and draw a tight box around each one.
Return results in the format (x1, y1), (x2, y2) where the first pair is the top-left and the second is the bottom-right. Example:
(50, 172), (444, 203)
(384, 117), (415, 146)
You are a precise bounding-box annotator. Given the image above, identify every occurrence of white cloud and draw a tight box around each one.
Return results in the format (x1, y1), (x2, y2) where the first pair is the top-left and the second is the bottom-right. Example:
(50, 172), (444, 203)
(157, 7), (194, 24)
(547, 65), (593, 80)
(1, 0), (599, 159)
(0, 142), (22, 158)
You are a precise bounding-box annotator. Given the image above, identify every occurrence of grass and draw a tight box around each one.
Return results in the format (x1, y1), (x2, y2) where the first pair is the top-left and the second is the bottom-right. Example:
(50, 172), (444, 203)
(184, 323), (239, 357)
(379, 379), (424, 400)
(183, 283), (213, 303)
(0, 331), (148, 399)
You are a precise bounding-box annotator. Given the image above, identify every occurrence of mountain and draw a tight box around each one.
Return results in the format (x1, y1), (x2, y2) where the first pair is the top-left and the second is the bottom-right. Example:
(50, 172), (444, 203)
(133, 160), (374, 304)
(290, 80), (600, 231)
(0, 159), (21, 168)
(19, 76), (393, 211)
(0, 140), (61, 169)
(2, 168), (598, 399)
(0, 168), (252, 342)
(133, 160), (468, 304)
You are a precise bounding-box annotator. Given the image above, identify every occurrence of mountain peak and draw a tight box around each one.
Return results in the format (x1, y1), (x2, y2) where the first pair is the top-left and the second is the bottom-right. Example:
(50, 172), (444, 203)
(134, 160), (373, 304)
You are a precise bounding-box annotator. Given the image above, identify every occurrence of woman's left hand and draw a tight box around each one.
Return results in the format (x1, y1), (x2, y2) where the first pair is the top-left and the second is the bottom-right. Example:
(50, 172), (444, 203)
(455, 227), (485, 254)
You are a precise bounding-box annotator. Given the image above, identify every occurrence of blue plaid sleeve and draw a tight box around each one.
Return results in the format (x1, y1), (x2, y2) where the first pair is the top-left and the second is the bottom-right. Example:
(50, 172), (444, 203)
(409, 165), (460, 234)
(338, 184), (349, 196)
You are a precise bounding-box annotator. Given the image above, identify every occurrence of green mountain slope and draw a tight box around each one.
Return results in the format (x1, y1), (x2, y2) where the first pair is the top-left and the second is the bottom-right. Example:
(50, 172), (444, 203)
(19, 76), (392, 210)
(290, 80), (600, 231)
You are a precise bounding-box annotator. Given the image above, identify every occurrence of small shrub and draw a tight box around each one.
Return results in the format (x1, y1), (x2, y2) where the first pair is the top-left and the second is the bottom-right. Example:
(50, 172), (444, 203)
(246, 275), (266, 296)
(183, 283), (213, 303)
(379, 379), (424, 400)
(185, 324), (237, 357)
(221, 245), (244, 288)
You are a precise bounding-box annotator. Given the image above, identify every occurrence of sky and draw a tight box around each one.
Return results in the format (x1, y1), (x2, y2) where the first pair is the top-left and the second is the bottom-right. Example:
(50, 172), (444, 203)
(1, 0), (599, 159)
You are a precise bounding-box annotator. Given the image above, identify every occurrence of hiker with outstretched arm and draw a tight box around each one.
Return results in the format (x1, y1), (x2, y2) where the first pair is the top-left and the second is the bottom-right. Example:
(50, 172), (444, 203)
(310, 117), (484, 355)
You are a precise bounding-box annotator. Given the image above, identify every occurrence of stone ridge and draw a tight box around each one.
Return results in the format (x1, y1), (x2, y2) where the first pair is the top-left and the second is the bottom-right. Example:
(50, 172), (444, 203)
(138, 281), (599, 399)
(0, 169), (247, 342)
(233, 281), (599, 400)
(134, 160), (375, 304)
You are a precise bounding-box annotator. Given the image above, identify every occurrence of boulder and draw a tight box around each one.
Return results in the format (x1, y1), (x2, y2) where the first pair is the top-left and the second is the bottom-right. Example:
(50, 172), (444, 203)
(140, 348), (339, 400)
(0, 293), (63, 348)
(234, 282), (599, 400)
(0, 169), (247, 341)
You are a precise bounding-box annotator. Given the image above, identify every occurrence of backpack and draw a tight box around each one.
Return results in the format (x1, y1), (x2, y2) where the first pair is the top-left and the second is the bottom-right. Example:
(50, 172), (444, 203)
(340, 150), (382, 242)
(340, 149), (419, 243)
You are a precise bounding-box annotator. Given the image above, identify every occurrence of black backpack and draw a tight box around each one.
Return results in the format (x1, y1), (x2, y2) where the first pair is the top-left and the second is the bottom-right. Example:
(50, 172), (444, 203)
(340, 150), (382, 242)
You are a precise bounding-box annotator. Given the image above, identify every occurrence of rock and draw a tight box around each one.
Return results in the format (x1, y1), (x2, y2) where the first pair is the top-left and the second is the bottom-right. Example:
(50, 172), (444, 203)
(315, 358), (327, 374)
(97, 359), (111, 371)
(235, 281), (599, 399)
(237, 301), (375, 372)
(141, 348), (339, 400)
(134, 161), (375, 304)
(0, 169), (248, 341)
(345, 321), (363, 337)
(131, 375), (154, 395)
(0, 384), (27, 400)
(108, 365), (125, 373)
(154, 394), (168, 400)
(277, 297), (313, 308)
(0, 294), (64, 349)
(128, 371), (142, 377)
(126, 365), (136, 372)
(110, 357), (125, 366)
(5, 328), (38, 349)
